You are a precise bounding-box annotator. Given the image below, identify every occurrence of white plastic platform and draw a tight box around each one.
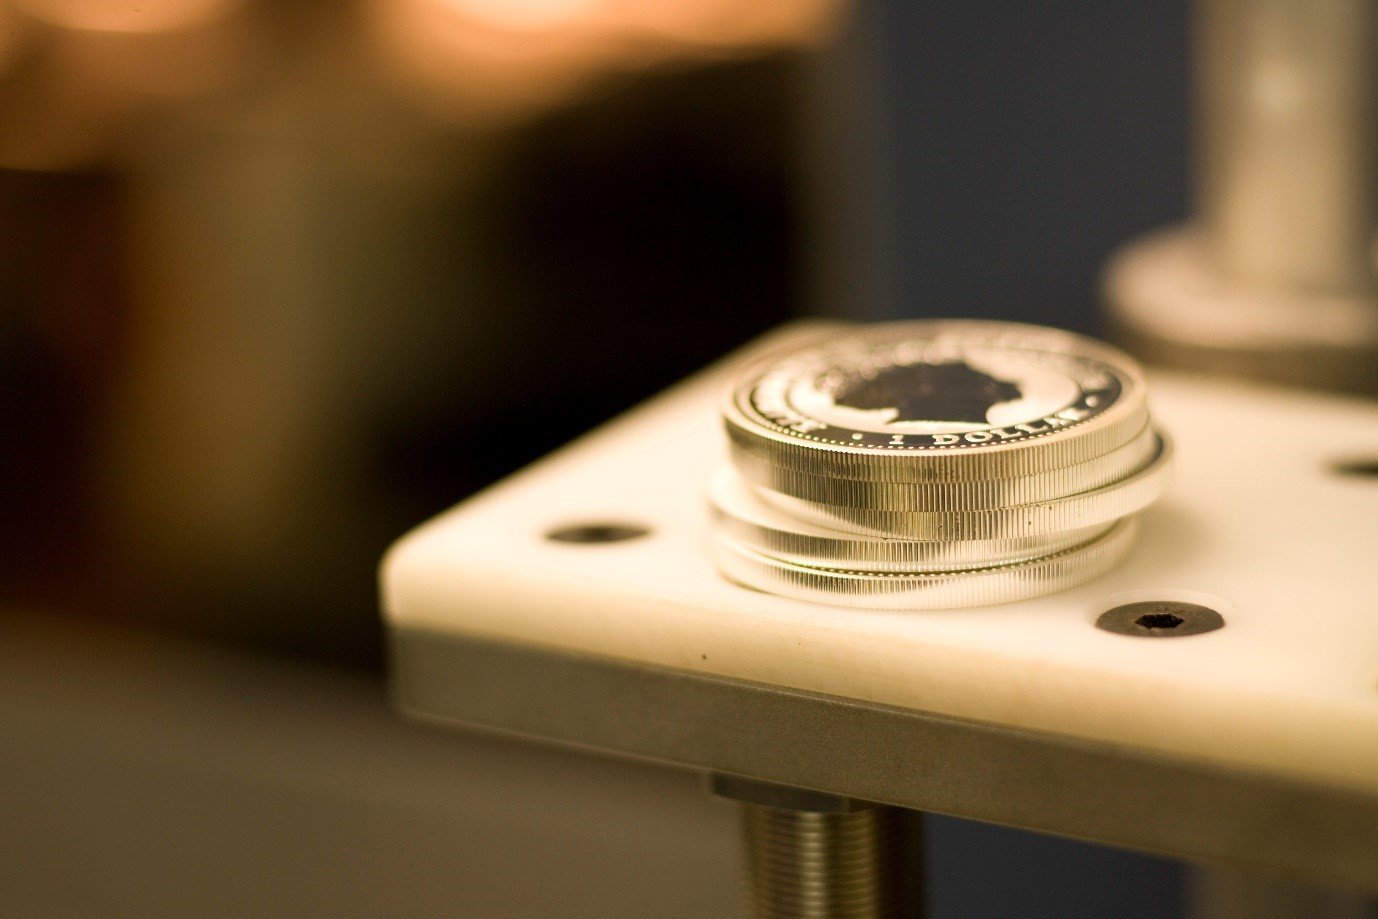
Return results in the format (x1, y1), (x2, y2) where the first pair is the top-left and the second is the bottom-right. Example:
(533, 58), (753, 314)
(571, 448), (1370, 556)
(383, 326), (1378, 796)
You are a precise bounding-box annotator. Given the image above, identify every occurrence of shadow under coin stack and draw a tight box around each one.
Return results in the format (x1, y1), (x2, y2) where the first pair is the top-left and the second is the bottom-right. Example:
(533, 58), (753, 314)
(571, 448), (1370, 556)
(711, 320), (1172, 609)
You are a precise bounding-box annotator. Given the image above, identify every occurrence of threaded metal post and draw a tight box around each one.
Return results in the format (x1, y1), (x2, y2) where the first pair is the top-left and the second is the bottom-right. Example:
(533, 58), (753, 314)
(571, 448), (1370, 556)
(740, 803), (905, 919)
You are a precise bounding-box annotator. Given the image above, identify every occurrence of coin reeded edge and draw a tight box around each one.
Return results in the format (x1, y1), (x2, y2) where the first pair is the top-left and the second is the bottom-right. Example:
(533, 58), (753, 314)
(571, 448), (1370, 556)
(709, 464), (1118, 571)
(754, 433), (1172, 541)
(730, 422), (1158, 511)
(711, 516), (1140, 610)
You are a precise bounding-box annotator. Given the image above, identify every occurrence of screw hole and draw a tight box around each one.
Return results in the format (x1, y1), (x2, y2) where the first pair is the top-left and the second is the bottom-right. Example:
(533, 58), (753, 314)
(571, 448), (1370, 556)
(546, 522), (650, 544)
(1097, 601), (1224, 638)
(1134, 612), (1184, 630)
(1331, 458), (1378, 478)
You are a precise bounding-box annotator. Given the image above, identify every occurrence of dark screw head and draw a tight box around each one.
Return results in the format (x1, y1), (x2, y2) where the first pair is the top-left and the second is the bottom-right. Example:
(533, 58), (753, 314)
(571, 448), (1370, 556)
(546, 522), (650, 544)
(1331, 457), (1378, 478)
(1096, 601), (1225, 638)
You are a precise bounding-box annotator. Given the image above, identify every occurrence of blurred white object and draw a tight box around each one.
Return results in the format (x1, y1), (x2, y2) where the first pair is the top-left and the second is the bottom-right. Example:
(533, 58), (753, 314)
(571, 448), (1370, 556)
(1105, 0), (1378, 394)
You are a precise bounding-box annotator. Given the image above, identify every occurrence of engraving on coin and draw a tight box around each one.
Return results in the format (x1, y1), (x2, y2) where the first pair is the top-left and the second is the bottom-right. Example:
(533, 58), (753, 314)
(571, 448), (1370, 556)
(831, 361), (1023, 425)
(736, 327), (1128, 450)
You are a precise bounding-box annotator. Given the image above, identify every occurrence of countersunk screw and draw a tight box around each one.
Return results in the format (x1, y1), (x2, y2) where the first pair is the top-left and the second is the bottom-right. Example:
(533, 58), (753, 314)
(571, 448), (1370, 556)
(1096, 601), (1225, 638)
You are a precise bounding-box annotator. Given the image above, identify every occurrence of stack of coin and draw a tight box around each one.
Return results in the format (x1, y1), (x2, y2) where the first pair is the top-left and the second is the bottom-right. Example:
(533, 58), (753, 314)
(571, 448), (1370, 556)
(709, 320), (1171, 609)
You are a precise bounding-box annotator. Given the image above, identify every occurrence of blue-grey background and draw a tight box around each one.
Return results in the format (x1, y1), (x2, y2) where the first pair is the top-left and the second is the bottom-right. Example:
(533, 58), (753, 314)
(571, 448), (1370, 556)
(870, 0), (1192, 328)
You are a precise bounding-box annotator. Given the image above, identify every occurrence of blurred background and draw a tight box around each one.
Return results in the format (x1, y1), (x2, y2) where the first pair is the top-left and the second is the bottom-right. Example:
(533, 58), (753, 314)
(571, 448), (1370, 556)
(1, 0), (1195, 915)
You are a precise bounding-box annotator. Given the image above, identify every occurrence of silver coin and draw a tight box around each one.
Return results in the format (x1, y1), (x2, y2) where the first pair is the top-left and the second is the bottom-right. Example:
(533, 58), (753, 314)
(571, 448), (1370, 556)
(708, 464), (1116, 572)
(711, 517), (1141, 610)
(730, 422), (1158, 511)
(724, 320), (1148, 482)
(757, 432), (1172, 541)
(710, 320), (1171, 609)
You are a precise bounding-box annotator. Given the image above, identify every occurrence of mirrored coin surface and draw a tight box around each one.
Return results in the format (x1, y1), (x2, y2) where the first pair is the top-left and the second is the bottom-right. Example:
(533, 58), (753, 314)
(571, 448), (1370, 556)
(724, 320), (1149, 482)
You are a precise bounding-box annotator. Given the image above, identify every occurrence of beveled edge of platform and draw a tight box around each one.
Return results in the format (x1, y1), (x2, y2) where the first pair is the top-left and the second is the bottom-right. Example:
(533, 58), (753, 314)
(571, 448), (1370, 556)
(391, 627), (1378, 892)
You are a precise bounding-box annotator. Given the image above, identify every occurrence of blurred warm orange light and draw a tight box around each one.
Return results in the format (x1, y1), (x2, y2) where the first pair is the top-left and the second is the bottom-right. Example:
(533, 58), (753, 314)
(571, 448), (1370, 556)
(369, 0), (612, 121)
(369, 0), (844, 124)
(442, 0), (606, 32)
(12, 0), (243, 34)
(615, 0), (840, 49)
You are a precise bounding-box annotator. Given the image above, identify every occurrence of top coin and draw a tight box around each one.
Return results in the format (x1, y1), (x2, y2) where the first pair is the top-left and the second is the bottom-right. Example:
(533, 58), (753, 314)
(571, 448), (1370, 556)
(723, 320), (1149, 482)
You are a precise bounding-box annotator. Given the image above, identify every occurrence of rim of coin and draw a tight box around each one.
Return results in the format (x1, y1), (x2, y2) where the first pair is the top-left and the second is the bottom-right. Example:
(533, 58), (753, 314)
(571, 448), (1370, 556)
(712, 516), (1140, 610)
(757, 432), (1172, 540)
(730, 421), (1157, 511)
(724, 320), (1149, 481)
(709, 464), (1117, 572)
